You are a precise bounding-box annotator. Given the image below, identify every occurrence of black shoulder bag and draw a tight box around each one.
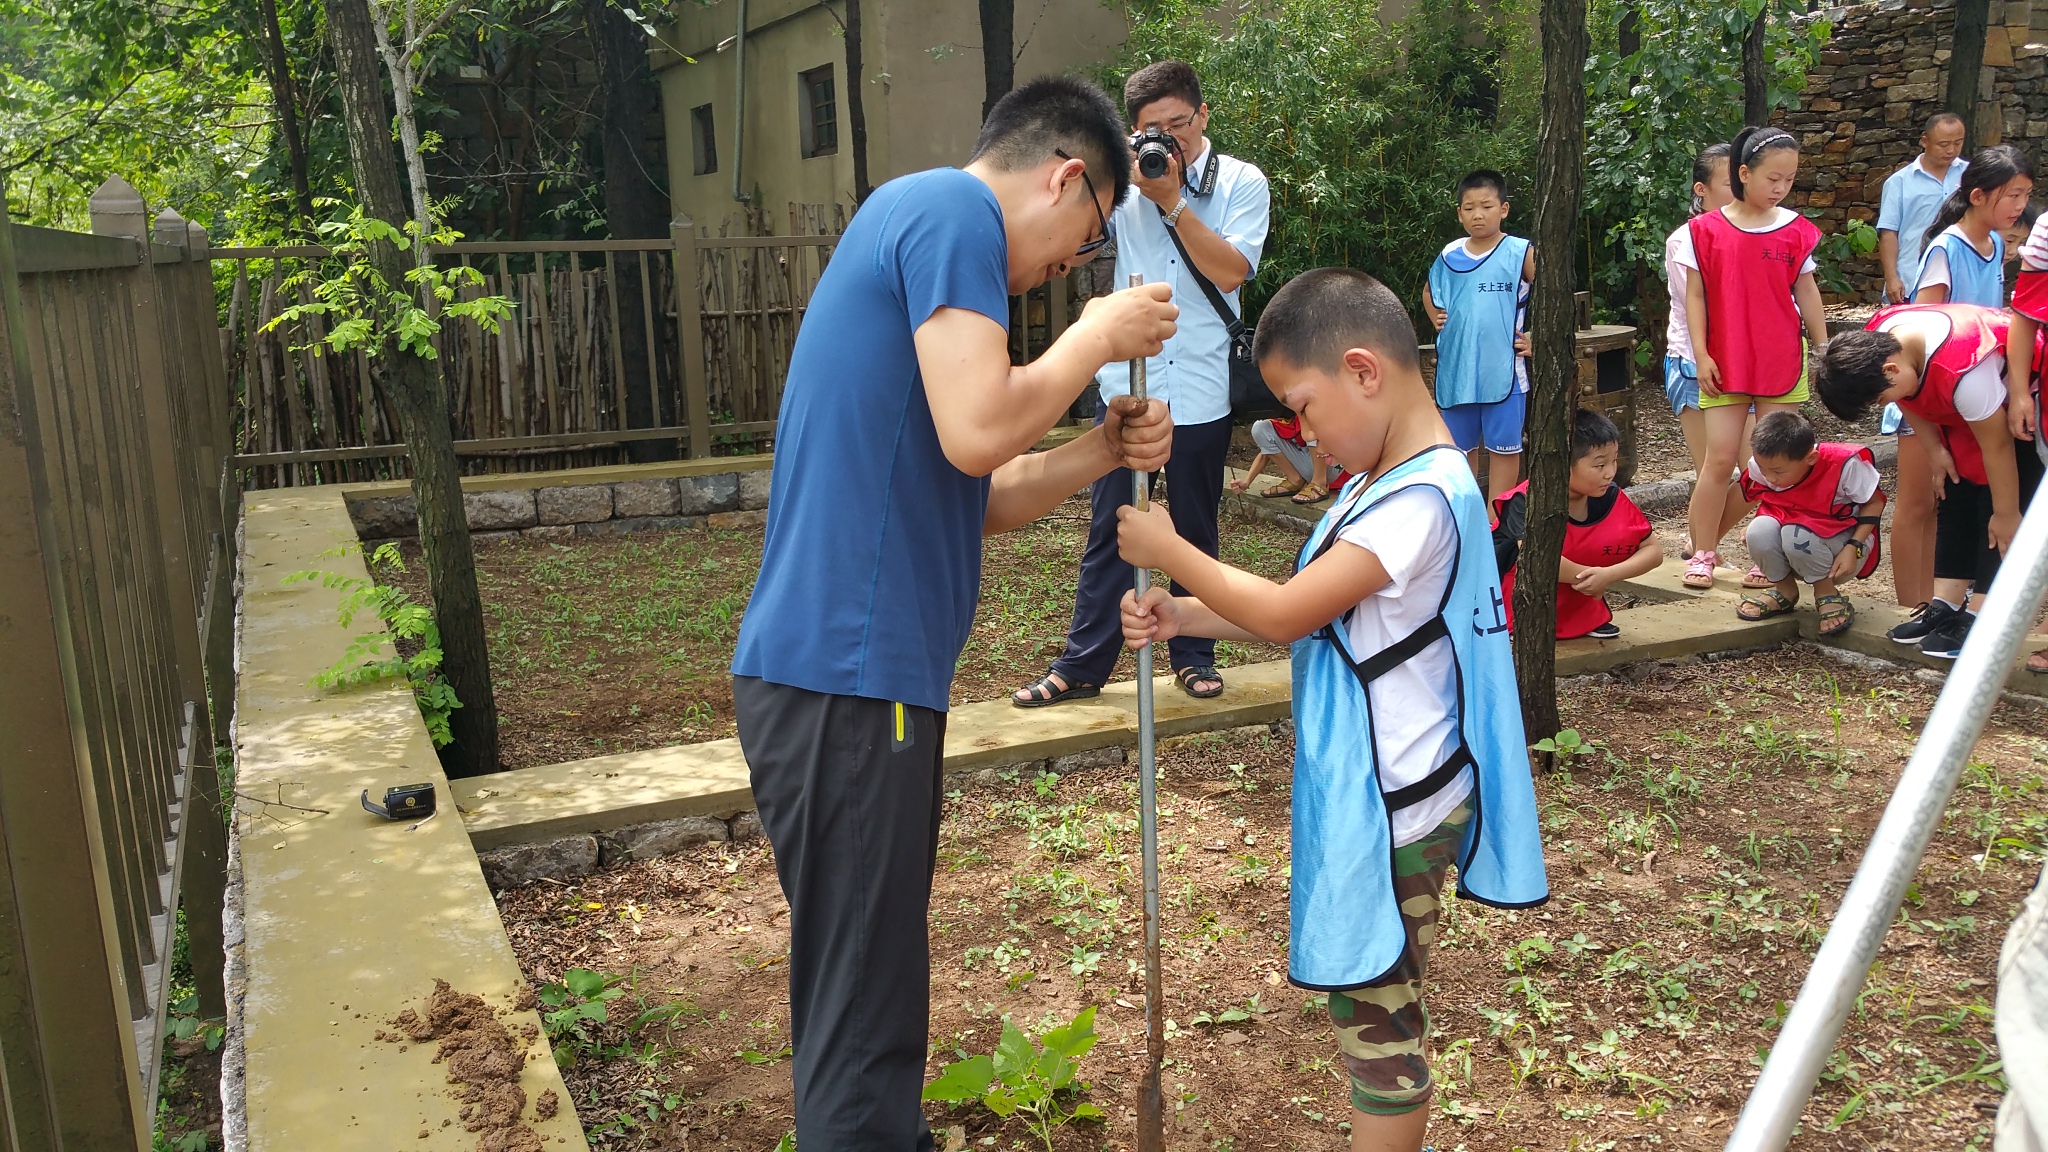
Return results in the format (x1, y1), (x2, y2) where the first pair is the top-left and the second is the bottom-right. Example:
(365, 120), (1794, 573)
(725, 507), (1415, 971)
(1157, 209), (1285, 419)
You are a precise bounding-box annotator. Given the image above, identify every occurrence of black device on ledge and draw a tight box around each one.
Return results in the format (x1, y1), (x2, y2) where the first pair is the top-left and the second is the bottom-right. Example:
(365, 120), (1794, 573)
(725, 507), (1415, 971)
(361, 783), (436, 821)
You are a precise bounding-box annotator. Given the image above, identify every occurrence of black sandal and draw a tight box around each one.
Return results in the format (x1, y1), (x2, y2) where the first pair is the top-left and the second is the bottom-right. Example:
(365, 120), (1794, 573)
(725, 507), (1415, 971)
(1175, 665), (1225, 699)
(1012, 672), (1100, 709)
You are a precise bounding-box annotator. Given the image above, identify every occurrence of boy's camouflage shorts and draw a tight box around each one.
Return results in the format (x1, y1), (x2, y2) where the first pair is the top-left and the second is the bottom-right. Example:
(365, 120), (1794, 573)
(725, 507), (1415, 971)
(1326, 801), (1472, 1116)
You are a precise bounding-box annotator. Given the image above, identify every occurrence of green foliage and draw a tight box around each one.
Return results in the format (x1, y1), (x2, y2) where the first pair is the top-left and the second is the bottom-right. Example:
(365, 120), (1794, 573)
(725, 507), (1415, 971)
(283, 542), (462, 746)
(267, 203), (514, 361)
(165, 991), (225, 1053)
(1583, 0), (1833, 307)
(922, 1007), (1106, 1152)
(1531, 729), (1594, 759)
(1106, 0), (1539, 320)
(537, 967), (628, 1066)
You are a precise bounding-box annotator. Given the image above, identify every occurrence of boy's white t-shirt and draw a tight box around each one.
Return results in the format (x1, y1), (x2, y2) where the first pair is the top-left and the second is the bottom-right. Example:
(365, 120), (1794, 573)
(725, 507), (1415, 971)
(1743, 453), (1882, 506)
(2021, 213), (2048, 272)
(1873, 308), (2007, 421)
(1330, 482), (1475, 847)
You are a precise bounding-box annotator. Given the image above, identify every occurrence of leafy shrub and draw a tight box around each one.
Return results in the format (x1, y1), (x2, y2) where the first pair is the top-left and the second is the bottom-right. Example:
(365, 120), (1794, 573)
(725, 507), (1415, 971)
(1104, 0), (1539, 322)
(284, 542), (462, 746)
(922, 1007), (1106, 1151)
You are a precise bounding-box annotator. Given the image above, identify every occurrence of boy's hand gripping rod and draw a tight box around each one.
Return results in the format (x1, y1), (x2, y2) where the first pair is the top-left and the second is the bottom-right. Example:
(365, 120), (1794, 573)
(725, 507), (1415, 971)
(1128, 273), (1167, 1152)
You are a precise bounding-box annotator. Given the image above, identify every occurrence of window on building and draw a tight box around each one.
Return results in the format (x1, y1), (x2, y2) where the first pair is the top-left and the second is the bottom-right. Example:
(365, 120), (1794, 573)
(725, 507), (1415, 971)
(799, 65), (837, 158)
(691, 104), (718, 175)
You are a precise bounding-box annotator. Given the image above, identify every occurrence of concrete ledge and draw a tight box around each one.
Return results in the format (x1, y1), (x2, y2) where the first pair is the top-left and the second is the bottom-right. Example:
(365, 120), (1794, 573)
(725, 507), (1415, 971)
(231, 487), (586, 1148)
(338, 456), (774, 541)
(337, 453), (772, 501)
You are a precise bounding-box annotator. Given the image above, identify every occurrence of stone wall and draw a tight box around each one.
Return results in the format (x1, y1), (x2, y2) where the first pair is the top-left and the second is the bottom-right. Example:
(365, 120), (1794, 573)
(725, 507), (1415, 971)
(346, 468), (771, 543)
(1787, 0), (2048, 302)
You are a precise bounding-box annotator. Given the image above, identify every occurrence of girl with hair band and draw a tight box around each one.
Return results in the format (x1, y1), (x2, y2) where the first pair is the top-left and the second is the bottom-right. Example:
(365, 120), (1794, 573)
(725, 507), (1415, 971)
(1882, 146), (2036, 610)
(1675, 126), (1830, 589)
(1664, 143), (1766, 582)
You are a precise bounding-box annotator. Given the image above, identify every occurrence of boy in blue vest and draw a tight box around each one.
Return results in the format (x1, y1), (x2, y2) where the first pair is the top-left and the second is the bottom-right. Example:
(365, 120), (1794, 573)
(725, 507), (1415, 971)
(1423, 169), (1536, 502)
(1117, 267), (1549, 1152)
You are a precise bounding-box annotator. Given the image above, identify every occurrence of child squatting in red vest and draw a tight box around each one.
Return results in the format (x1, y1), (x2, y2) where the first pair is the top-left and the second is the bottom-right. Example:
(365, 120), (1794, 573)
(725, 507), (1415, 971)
(1732, 411), (1887, 637)
(1491, 409), (1665, 640)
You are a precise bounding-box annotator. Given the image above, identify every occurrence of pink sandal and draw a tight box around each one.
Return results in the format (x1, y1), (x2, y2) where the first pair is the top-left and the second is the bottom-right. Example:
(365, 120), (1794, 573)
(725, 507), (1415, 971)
(1742, 565), (1772, 589)
(1683, 550), (1718, 589)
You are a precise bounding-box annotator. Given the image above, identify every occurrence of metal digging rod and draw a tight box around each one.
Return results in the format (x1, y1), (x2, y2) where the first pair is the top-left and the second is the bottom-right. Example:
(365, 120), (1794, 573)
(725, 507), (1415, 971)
(1723, 475), (2048, 1152)
(1129, 272), (1167, 1152)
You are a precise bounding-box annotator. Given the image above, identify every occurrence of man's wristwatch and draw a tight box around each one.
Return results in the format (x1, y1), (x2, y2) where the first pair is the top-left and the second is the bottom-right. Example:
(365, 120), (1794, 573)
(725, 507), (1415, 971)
(1163, 197), (1189, 228)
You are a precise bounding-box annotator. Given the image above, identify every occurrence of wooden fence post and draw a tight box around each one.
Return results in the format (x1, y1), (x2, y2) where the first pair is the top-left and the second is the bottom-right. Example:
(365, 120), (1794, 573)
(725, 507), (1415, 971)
(1, 176), (154, 1152)
(672, 216), (710, 458)
(167, 214), (231, 1022)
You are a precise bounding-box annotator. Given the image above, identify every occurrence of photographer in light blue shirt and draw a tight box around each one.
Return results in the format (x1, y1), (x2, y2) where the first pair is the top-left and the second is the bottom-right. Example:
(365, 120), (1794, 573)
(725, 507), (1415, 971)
(1013, 60), (1271, 708)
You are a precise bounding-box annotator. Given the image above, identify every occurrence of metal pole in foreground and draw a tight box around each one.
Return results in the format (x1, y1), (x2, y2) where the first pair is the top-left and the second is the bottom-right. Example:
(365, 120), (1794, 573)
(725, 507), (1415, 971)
(1724, 476), (2048, 1152)
(1129, 272), (1166, 1152)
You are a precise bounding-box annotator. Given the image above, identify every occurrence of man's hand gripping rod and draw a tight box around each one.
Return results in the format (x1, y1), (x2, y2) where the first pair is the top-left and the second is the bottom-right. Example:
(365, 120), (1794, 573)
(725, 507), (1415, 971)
(1129, 272), (1167, 1152)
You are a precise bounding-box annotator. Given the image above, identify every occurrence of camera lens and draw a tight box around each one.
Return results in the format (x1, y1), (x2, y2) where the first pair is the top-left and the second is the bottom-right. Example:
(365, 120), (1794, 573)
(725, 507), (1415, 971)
(1137, 141), (1172, 180)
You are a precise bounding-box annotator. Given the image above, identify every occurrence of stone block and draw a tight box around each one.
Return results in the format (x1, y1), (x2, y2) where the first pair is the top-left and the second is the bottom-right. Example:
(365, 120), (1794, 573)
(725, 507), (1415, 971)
(348, 495), (417, 539)
(2031, 120), (2048, 137)
(537, 484), (614, 525)
(738, 469), (772, 511)
(612, 477), (682, 518)
(1987, 31), (2016, 66)
(708, 509), (767, 530)
(729, 811), (764, 840)
(471, 530), (521, 545)
(597, 816), (730, 866)
(679, 473), (740, 515)
(1050, 746), (1125, 774)
(465, 488), (538, 530)
(477, 835), (598, 889)
(525, 525), (576, 542)
(576, 515), (705, 537)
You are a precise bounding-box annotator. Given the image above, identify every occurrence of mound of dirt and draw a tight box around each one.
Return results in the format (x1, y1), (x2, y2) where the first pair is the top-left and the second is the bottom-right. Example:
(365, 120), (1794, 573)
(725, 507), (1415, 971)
(380, 979), (543, 1152)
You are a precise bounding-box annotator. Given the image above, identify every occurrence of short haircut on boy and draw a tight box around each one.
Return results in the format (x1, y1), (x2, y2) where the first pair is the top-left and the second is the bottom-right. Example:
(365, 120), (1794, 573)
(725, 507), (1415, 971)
(972, 76), (1134, 208)
(1571, 408), (1621, 461)
(1925, 111), (1966, 137)
(1457, 169), (1509, 203)
(1123, 60), (1202, 123)
(1812, 331), (1901, 422)
(1751, 410), (1818, 460)
(1253, 268), (1421, 374)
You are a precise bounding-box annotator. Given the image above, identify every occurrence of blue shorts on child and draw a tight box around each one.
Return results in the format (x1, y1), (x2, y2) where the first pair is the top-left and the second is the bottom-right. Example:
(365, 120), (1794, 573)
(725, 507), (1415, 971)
(1663, 355), (1699, 415)
(1441, 390), (1527, 454)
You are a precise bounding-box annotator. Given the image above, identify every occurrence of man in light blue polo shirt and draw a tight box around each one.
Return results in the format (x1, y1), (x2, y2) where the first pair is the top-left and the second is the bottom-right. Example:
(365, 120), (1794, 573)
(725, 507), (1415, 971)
(1013, 59), (1271, 708)
(1877, 112), (1968, 303)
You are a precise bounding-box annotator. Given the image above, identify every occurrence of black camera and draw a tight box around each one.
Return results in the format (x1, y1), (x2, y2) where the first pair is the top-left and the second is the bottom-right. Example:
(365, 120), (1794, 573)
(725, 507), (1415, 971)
(1131, 128), (1184, 181)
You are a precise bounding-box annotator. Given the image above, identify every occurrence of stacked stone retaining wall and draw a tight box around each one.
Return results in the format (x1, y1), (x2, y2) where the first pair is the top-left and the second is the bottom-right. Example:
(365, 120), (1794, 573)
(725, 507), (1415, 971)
(1788, 0), (2048, 302)
(346, 468), (771, 542)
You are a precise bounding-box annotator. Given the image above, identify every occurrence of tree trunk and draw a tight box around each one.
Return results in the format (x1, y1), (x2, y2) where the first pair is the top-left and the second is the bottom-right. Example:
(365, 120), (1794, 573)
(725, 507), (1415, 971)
(978, 0), (1014, 125)
(367, 12), (435, 238)
(256, 0), (317, 233)
(586, 0), (675, 460)
(1514, 0), (1588, 751)
(1947, 0), (1991, 148)
(324, 0), (500, 775)
(845, 0), (872, 203)
(1742, 8), (1768, 126)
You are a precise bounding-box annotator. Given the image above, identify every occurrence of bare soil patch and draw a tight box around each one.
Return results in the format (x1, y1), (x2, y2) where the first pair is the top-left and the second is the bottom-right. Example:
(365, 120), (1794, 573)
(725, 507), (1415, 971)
(384, 497), (1304, 769)
(496, 646), (2044, 1151)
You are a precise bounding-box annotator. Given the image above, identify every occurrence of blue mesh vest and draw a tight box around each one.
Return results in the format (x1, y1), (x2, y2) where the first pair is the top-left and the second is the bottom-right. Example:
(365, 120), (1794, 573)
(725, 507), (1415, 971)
(1427, 235), (1531, 408)
(1287, 444), (1550, 990)
(1913, 229), (2007, 308)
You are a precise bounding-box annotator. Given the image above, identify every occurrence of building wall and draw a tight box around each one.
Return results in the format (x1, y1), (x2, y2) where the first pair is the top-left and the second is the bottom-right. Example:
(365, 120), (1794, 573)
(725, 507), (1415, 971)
(656, 0), (1129, 234)
(1786, 0), (2048, 301)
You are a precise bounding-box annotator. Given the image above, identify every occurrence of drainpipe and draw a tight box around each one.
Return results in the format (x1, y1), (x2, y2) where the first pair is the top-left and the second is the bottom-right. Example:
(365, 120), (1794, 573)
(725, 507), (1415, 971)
(730, 0), (750, 204)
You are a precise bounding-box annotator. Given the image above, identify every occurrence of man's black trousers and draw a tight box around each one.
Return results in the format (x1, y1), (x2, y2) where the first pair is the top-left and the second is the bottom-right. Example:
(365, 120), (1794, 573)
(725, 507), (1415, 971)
(1051, 408), (1236, 688)
(734, 676), (946, 1152)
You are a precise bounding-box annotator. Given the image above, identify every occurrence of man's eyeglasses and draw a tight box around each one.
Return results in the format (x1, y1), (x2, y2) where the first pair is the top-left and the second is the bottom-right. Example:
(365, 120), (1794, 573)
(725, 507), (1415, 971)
(1143, 111), (1198, 134)
(1055, 149), (1113, 257)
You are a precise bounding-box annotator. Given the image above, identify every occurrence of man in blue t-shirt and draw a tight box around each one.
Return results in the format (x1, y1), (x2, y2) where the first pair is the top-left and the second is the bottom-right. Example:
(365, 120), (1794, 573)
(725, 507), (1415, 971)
(730, 76), (1178, 1151)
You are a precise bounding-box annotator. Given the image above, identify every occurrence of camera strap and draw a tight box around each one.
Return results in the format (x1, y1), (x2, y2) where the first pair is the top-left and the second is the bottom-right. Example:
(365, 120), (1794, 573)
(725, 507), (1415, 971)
(1158, 205), (1246, 342)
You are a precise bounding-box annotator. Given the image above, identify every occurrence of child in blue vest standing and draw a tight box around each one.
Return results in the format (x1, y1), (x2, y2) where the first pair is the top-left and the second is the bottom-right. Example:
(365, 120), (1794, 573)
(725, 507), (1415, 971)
(1423, 169), (1536, 502)
(1117, 267), (1549, 1152)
